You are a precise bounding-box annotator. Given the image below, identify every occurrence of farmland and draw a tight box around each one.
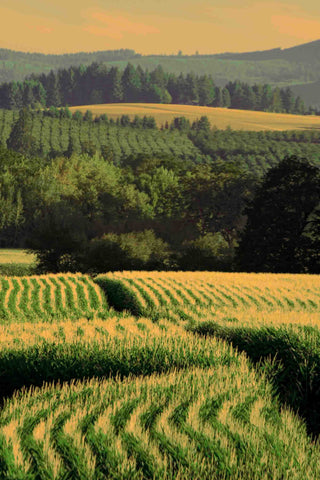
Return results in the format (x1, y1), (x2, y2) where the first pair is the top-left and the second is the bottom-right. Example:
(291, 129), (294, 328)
(1, 271), (320, 478)
(69, 103), (320, 131)
(0, 249), (35, 264)
(0, 273), (107, 323)
(3, 107), (320, 178)
(0, 108), (204, 163)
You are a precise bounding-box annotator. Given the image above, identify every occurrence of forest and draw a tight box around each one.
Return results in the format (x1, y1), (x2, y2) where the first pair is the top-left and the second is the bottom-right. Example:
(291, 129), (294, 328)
(1, 44), (320, 92)
(1, 105), (320, 274)
(0, 62), (311, 114)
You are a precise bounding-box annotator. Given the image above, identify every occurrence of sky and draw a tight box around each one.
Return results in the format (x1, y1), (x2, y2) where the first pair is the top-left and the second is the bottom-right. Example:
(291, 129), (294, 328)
(1, 0), (320, 55)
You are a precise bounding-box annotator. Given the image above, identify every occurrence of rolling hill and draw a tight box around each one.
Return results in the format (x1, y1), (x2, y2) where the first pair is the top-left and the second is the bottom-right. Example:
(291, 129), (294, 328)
(69, 103), (320, 131)
(1, 40), (320, 106)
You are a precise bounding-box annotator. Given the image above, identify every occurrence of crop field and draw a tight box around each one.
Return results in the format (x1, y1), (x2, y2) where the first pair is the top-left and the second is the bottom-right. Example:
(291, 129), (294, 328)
(0, 249), (36, 265)
(69, 103), (320, 131)
(0, 273), (107, 322)
(96, 271), (320, 320)
(1, 271), (320, 478)
(0, 109), (203, 163)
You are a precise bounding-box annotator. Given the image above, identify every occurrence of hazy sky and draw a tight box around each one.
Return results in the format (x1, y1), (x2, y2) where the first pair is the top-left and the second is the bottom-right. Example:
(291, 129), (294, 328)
(1, 0), (320, 54)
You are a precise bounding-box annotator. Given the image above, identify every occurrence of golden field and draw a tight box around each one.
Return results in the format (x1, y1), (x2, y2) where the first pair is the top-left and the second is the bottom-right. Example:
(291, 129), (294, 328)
(69, 103), (320, 131)
(1, 271), (320, 479)
(0, 249), (36, 264)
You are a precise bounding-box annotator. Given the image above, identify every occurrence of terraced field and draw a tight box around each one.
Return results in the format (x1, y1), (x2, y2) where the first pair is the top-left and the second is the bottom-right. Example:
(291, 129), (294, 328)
(0, 273), (107, 322)
(1, 271), (320, 478)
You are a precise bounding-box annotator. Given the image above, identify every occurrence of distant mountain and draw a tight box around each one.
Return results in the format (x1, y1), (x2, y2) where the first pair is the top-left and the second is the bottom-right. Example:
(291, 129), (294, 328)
(0, 48), (139, 82)
(211, 39), (320, 64)
(291, 80), (320, 108)
(0, 40), (319, 107)
(281, 39), (320, 64)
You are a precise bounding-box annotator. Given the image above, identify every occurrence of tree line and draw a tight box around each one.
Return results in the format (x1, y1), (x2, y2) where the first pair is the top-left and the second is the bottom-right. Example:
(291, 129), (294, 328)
(0, 61), (310, 114)
(1, 140), (319, 274)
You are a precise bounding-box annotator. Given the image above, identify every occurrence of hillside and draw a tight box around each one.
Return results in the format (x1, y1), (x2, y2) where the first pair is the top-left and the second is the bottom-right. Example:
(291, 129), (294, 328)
(291, 80), (320, 108)
(212, 39), (320, 63)
(69, 103), (320, 131)
(1, 40), (320, 106)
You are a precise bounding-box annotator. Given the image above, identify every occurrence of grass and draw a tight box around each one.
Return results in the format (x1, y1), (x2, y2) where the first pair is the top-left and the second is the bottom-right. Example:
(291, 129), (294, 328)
(69, 103), (320, 131)
(0, 249), (36, 264)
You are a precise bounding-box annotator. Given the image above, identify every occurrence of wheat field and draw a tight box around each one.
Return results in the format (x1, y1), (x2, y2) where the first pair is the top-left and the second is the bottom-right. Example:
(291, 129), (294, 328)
(0, 249), (35, 264)
(69, 103), (320, 131)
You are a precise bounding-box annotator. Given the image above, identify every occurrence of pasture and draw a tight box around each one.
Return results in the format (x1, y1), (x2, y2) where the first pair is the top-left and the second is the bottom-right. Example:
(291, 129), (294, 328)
(1, 270), (320, 478)
(70, 103), (320, 131)
(0, 249), (35, 264)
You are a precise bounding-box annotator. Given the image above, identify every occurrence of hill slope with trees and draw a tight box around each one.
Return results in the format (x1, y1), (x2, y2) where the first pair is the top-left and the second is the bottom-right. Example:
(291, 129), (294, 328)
(1, 40), (319, 107)
(0, 62), (309, 115)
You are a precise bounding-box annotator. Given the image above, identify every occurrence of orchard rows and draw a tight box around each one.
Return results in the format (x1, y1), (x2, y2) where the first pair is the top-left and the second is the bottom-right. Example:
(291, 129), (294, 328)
(0, 109), (202, 163)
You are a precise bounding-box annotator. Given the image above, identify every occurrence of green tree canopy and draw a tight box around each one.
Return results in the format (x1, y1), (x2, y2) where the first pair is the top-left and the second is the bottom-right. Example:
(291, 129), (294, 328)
(236, 155), (320, 273)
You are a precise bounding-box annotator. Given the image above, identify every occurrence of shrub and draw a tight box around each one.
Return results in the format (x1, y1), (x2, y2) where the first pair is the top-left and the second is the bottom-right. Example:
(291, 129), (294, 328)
(178, 232), (234, 270)
(84, 230), (172, 272)
(0, 263), (36, 276)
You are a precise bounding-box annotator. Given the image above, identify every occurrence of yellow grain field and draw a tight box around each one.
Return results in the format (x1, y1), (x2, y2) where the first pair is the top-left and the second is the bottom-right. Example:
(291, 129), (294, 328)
(0, 249), (36, 264)
(69, 103), (320, 131)
(96, 271), (320, 328)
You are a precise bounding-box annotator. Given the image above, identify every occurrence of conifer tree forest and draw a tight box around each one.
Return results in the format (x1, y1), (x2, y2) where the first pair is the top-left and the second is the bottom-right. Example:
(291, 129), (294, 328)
(0, 62), (311, 114)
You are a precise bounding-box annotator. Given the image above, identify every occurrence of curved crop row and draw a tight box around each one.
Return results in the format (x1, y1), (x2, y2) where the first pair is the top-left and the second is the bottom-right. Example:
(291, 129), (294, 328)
(1, 361), (319, 479)
(0, 316), (236, 401)
(0, 273), (108, 322)
(95, 271), (320, 319)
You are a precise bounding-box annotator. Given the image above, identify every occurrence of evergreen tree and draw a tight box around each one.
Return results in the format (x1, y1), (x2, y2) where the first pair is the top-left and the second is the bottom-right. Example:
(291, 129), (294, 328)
(242, 85), (256, 110)
(185, 73), (199, 104)
(107, 67), (123, 103)
(252, 84), (264, 110)
(261, 84), (273, 111)
(222, 88), (231, 108)
(150, 65), (167, 89)
(229, 82), (246, 109)
(22, 83), (35, 107)
(281, 87), (295, 113)
(198, 75), (215, 105)
(7, 107), (36, 155)
(58, 67), (76, 105)
(33, 81), (47, 107)
(294, 96), (305, 115)
(213, 87), (224, 107)
(122, 63), (142, 102)
(167, 74), (180, 104)
(271, 87), (283, 112)
(176, 73), (187, 103)
(46, 71), (61, 107)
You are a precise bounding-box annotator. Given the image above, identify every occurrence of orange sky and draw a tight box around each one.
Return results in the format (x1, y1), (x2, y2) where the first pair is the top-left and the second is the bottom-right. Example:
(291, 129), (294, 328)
(1, 0), (319, 54)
